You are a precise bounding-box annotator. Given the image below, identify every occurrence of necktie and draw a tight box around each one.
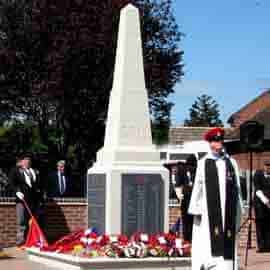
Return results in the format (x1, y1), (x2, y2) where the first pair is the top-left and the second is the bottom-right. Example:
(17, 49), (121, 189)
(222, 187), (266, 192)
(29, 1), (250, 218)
(59, 174), (65, 194)
(25, 169), (33, 187)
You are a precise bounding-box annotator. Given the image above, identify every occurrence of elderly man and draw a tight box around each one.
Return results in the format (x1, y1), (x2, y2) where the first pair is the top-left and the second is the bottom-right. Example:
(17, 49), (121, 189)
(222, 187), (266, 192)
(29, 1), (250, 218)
(188, 127), (243, 270)
(254, 160), (270, 252)
(47, 160), (71, 197)
(9, 153), (41, 245)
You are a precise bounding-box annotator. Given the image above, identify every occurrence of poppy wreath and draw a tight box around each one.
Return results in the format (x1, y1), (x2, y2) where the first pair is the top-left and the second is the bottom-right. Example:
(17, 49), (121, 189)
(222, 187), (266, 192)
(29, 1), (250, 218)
(40, 228), (191, 258)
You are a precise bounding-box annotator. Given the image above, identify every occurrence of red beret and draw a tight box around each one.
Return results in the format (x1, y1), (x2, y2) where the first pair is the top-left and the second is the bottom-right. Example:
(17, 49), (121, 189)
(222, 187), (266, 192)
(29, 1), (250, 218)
(204, 127), (224, 142)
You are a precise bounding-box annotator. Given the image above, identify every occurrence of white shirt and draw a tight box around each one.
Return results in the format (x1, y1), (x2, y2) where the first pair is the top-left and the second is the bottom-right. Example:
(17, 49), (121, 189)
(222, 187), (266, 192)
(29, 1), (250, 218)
(57, 171), (66, 194)
(23, 168), (36, 188)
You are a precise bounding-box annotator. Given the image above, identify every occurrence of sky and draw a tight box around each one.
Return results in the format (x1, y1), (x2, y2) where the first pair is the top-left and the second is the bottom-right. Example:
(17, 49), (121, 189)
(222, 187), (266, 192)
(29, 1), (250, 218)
(170, 0), (270, 126)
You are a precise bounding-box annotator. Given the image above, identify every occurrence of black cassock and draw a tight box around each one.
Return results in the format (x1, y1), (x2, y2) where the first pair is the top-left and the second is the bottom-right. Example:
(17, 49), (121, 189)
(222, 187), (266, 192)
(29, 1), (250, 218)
(189, 152), (243, 270)
(254, 170), (270, 252)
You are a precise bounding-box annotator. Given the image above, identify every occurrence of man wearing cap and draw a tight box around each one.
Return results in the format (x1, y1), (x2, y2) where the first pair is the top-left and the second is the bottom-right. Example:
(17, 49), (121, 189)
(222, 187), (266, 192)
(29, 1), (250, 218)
(188, 127), (243, 270)
(9, 153), (42, 245)
(253, 161), (270, 252)
(47, 160), (70, 197)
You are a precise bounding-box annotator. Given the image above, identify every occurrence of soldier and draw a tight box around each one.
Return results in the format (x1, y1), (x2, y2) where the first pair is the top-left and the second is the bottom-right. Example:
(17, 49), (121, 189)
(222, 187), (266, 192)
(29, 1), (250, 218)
(254, 160), (270, 252)
(9, 153), (42, 246)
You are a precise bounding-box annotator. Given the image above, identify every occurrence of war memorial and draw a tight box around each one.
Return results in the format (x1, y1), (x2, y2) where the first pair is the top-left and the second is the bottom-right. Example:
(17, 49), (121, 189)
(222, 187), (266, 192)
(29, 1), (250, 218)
(26, 4), (190, 270)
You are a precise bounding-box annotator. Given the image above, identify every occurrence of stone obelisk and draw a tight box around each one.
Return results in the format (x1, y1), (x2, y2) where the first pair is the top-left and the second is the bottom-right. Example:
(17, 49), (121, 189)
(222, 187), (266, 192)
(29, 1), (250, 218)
(87, 4), (169, 235)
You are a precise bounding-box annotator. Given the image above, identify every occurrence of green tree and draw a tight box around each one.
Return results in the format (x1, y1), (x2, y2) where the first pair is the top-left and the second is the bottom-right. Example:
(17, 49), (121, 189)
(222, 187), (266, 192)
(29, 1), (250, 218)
(0, 0), (183, 165)
(184, 94), (223, 127)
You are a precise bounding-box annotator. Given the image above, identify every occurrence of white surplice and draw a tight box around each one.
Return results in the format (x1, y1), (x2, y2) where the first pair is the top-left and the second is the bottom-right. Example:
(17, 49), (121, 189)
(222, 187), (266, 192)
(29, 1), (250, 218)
(188, 152), (244, 270)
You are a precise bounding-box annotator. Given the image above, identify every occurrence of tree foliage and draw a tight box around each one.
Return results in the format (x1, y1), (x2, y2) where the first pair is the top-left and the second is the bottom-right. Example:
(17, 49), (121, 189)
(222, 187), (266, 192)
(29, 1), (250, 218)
(184, 94), (223, 127)
(0, 0), (184, 167)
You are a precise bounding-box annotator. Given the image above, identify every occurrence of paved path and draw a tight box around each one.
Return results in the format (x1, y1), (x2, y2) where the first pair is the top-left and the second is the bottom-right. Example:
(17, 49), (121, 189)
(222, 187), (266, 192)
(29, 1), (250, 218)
(0, 248), (55, 270)
(239, 247), (270, 270)
(0, 246), (270, 270)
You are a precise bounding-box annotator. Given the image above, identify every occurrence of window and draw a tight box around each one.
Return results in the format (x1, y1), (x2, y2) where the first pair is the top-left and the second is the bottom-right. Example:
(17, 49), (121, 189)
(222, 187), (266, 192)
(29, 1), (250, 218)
(160, 152), (167, 160)
(169, 153), (191, 161)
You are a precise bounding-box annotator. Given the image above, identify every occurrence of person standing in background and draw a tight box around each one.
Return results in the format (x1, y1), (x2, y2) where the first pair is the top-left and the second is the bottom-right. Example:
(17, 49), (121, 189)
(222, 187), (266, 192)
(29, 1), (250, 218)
(175, 154), (197, 242)
(254, 160), (270, 252)
(170, 164), (179, 200)
(0, 167), (9, 196)
(9, 153), (42, 246)
(47, 160), (71, 197)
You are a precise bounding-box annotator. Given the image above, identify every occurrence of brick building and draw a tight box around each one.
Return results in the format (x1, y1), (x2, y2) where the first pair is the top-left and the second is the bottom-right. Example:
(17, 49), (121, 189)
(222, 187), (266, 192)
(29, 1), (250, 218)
(156, 89), (270, 204)
(228, 89), (270, 128)
(163, 89), (270, 172)
(161, 89), (270, 172)
(226, 89), (270, 171)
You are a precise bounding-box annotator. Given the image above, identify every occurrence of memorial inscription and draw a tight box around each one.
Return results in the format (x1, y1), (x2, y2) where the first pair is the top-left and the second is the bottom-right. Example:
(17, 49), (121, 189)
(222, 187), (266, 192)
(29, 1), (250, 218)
(121, 174), (164, 236)
(87, 174), (106, 233)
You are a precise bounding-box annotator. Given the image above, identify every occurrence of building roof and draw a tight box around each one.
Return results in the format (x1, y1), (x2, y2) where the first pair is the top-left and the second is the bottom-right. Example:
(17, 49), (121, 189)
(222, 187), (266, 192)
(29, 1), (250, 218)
(169, 126), (235, 144)
(169, 127), (211, 144)
(227, 89), (270, 124)
(226, 107), (270, 140)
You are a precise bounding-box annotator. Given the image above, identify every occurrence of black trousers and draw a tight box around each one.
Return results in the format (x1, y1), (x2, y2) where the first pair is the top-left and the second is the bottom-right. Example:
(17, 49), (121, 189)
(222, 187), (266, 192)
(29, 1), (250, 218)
(16, 202), (30, 245)
(16, 201), (42, 245)
(181, 189), (193, 242)
(255, 218), (270, 251)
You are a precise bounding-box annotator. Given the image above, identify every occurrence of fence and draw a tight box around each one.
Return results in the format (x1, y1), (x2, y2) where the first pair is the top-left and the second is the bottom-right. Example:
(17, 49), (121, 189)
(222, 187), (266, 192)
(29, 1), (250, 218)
(0, 169), (14, 199)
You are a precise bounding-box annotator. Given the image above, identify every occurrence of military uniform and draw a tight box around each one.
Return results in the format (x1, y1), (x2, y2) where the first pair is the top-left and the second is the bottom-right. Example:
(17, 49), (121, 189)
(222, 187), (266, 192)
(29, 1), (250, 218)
(254, 166), (270, 252)
(9, 154), (42, 245)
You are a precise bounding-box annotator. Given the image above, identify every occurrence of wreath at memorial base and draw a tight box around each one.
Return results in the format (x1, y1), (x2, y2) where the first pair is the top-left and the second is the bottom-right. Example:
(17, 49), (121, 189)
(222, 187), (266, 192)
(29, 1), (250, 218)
(41, 229), (191, 258)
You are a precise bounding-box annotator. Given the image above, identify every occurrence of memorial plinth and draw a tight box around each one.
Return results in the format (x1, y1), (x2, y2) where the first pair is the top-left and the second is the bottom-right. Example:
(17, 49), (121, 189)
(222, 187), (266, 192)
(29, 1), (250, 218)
(87, 4), (169, 235)
(27, 248), (191, 270)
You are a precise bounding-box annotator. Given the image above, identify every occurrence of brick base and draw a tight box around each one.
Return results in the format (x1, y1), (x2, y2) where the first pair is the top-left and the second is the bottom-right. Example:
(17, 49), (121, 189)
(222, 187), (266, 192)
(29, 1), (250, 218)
(0, 200), (88, 247)
(0, 200), (255, 248)
(0, 202), (16, 247)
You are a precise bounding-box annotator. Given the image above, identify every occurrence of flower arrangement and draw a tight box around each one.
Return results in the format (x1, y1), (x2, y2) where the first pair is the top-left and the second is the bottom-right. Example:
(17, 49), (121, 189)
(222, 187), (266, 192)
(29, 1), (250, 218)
(42, 228), (190, 259)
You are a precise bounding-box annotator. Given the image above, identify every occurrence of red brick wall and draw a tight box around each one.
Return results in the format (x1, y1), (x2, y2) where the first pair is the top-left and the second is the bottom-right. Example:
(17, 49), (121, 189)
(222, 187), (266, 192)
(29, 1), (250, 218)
(232, 151), (270, 171)
(0, 201), (255, 249)
(238, 211), (257, 249)
(0, 201), (87, 247)
(44, 201), (88, 242)
(230, 91), (270, 127)
(169, 204), (181, 227)
(1, 201), (181, 246)
(0, 202), (16, 247)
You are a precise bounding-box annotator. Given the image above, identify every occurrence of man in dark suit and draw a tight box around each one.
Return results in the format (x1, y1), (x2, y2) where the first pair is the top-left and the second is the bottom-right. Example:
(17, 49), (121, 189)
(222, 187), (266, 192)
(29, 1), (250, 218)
(175, 154), (197, 242)
(47, 160), (71, 197)
(9, 153), (42, 245)
(254, 160), (270, 252)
